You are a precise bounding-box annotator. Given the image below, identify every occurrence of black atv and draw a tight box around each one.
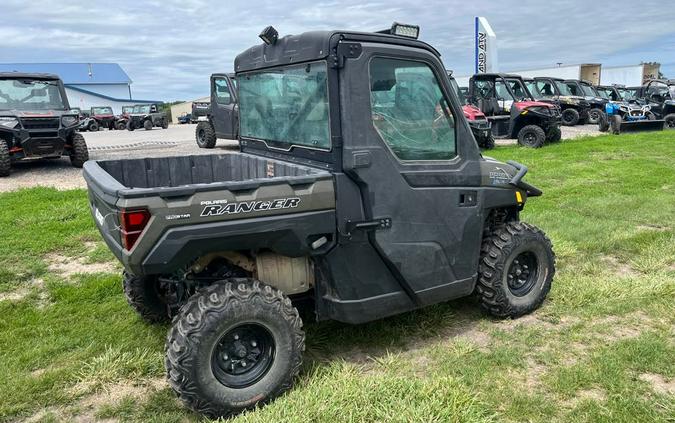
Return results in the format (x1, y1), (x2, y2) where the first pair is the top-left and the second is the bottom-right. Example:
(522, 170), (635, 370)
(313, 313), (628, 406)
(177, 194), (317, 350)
(0, 72), (88, 176)
(126, 103), (168, 131)
(642, 79), (675, 128)
(524, 77), (590, 126)
(563, 79), (607, 124)
(195, 73), (238, 148)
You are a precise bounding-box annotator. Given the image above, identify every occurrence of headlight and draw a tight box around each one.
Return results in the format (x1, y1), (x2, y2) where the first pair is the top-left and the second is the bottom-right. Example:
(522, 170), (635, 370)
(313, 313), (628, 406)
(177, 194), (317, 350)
(62, 115), (79, 126)
(527, 106), (550, 115)
(0, 117), (19, 129)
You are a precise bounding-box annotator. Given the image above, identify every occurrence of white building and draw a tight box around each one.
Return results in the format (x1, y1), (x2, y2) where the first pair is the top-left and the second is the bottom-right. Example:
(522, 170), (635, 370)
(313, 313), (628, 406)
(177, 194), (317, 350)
(0, 63), (160, 114)
(600, 63), (661, 87)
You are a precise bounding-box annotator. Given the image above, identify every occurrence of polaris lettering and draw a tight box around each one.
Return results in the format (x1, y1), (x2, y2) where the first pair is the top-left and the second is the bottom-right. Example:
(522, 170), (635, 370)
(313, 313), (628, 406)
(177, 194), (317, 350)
(200, 198), (301, 217)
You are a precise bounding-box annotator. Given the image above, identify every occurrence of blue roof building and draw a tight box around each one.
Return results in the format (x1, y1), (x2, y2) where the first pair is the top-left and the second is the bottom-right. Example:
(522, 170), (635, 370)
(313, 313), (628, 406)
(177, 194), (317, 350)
(0, 63), (159, 114)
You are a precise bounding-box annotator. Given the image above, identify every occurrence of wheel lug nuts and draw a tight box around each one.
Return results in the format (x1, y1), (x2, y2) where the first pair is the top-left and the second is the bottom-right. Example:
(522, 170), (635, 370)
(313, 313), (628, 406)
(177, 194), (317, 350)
(234, 335), (239, 340)
(241, 361), (247, 367)
(223, 354), (229, 360)
(251, 341), (257, 347)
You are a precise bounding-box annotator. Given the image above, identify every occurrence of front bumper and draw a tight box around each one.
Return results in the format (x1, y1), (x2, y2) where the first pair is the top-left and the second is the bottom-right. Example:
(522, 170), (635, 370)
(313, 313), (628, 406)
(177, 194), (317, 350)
(0, 118), (75, 159)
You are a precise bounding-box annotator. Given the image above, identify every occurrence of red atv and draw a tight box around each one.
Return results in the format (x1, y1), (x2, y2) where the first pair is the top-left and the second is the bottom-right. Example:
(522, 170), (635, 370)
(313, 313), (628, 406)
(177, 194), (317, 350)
(448, 72), (494, 149)
(469, 73), (561, 148)
(89, 106), (116, 131)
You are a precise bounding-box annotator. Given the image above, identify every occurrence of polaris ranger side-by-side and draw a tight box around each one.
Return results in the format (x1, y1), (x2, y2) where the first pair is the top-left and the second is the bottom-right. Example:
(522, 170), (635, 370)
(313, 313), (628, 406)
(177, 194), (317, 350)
(447, 71), (494, 149)
(84, 24), (556, 418)
(563, 79), (607, 124)
(469, 73), (561, 147)
(0, 72), (88, 176)
(126, 103), (169, 131)
(195, 73), (238, 148)
(524, 77), (590, 126)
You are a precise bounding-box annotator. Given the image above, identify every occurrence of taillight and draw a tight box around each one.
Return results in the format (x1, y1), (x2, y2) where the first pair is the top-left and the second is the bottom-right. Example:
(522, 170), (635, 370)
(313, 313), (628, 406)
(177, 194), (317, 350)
(120, 208), (151, 250)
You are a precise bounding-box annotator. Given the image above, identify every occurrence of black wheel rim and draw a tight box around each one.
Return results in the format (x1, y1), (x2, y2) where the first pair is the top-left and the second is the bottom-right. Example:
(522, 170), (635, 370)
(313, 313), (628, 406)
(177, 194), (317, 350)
(523, 132), (537, 146)
(198, 129), (205, 144)
(506, 251), (539, 297)
(211, 323), (275, 388)
(589, 111), (599, 122)
(667, 118), (675, 128)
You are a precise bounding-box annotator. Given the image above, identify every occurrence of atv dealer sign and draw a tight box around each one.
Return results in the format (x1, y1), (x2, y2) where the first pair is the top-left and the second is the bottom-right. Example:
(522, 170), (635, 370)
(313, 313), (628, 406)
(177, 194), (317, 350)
(475, 17), (499, 74)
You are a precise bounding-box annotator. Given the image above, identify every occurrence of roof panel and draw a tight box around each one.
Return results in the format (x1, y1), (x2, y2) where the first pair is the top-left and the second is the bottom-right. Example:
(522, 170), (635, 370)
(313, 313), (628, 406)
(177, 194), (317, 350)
(0, 63), (132, 85)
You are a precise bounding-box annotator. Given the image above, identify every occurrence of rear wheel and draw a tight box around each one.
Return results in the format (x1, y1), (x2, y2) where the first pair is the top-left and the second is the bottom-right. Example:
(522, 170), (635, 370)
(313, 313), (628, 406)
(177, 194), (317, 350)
(0, 142), (10, 177)
(196, 121), (217, 148)
(476, 221), (555, 318)
(166, 280), (304, 418)
(664, 113), (675, 129)
(116, 121), (127, 130)
(127, 120), (135, 131)
(162, 118), (169, 129)
(561, 108), (580, 126)
(69, 132), (89, 167)
(587, 108), (603, 125)
(123, 272), (170, 323)
(610, 114), (622, 135)
(144, 119), (153, 130)
(517, 125), (545, 148)
(88, 121), (99, 132)
(598, 112), (610, 132)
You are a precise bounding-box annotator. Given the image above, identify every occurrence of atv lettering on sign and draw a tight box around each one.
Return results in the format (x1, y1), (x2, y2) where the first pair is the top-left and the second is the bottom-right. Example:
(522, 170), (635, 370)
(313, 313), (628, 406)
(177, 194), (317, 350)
(477, 32), (487, 73)
(200, 198), (301, 217)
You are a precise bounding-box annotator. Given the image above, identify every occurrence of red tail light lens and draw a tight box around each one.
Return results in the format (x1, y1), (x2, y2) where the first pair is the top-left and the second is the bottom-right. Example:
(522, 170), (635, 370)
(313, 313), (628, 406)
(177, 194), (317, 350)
(120, 208), (151, 250)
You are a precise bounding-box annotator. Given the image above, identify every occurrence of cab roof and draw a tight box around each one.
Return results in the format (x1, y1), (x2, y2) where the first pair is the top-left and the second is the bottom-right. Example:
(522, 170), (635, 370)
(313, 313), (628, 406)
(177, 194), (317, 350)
(0, 72), (61, 81)
(235, 30), (440, 73)
(472, 73), (525, 80)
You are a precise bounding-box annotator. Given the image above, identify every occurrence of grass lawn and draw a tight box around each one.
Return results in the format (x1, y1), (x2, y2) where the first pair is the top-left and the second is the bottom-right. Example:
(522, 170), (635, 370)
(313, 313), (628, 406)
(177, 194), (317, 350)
(0, 132), (673, 422)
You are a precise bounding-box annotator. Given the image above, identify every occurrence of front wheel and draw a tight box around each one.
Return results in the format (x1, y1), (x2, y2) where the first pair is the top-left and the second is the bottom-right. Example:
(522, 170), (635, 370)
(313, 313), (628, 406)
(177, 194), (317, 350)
(664, 113), (675, 129)
(598, 112), (610, 132)
(196, 121), (217, 148)
(69, 132), (89, 167)
(88, 121), (99, 132)
(476, 221), (555, 318)
(127, 120), (135, 131)
(165, 280), (304, 418)
(517, 125), (545, 148)
(116, 121), (127, 130)
(610, 114), (622, 135)
(162, 118), (169, 129)
(144, 119), (153, 130)
(587, 108), (603, 125)
(0, 142), (10, 177)
(561, 108), (580, 126)
(546, 125), (562, 142)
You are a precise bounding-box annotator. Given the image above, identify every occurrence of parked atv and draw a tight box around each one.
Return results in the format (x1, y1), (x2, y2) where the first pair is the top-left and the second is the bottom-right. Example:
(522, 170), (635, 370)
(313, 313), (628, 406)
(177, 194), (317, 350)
(469, 73), (561, 147)
(126, 103), (168, 131)
(563, 80), (607, 124)
(191, 101), (210, 123)
(177, 113), (192, 124)
(596, 85), (664, 134)
(642, 79), (675, 128)
(195, 73), (238, 148)
(0, 72), (88, 176)
(524, 77), (590, 126)
(89, 106), (116, 130)
(84, 23), (556, 418)
(115, 105), (134, 130)
(448, 71), (494, 149)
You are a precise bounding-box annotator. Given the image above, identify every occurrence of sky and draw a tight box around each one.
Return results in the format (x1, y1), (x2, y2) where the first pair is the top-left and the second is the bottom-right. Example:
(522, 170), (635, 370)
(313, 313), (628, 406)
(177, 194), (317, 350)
(1, 0), (673, 101)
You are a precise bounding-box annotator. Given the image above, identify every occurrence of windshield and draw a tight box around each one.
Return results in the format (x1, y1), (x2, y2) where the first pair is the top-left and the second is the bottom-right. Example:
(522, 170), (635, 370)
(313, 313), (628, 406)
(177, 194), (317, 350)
(617, 88), (636, 101)
(132, 105), (151, 114)
(122, 106), (133, 113)
(238, 61), (330, 150)
(596, 89), (610, 100)
(507, 79), (531, 101)
(554, 81), (573, 96)
(525, 81), (544, 99)
(581, 83), (598, 97)
(0, 79), (66, 111)
(448, 77), (467, 105)
(92, 107), (112, 115)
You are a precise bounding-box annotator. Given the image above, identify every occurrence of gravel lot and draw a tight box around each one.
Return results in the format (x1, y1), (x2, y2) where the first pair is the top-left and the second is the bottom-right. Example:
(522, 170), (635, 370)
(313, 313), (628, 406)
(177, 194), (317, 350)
(0, 123), (601, 192)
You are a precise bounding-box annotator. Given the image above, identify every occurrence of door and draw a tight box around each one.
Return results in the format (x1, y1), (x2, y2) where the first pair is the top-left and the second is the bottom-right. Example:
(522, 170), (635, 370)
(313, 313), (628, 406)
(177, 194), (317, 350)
(211, 75), (238, 139)
(341, 48), (484, 305)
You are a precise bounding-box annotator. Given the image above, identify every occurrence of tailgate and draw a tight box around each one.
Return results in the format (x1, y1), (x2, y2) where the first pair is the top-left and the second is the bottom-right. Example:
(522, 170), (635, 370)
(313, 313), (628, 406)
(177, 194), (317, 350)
(83, 161), (126, 262)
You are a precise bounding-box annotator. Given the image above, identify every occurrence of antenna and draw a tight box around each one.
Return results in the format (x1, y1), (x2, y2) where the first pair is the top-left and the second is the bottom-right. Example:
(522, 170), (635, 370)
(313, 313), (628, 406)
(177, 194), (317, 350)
(87, 63), (93, 78)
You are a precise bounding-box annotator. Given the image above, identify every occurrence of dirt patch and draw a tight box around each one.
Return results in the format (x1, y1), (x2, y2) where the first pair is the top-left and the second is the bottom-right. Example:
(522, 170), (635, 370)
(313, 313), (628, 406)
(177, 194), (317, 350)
(639, 373), (675, 396)
(46, 252), (118, 279)
(600, 255), (640, 278)
(458, 328), (491, 351)
(637, 224), (670, 231)
(564, 387), (608, 408)
(0, 279), (45, 303)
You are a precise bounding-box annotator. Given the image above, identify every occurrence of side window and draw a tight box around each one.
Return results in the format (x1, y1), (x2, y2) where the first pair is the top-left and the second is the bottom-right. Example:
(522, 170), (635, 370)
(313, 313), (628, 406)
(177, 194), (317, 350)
(566, 83), (581, 96)
(214, 78), (232, 104)
(369, 57), (456, 161)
